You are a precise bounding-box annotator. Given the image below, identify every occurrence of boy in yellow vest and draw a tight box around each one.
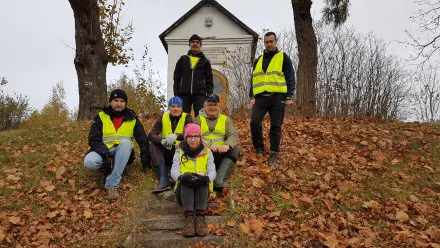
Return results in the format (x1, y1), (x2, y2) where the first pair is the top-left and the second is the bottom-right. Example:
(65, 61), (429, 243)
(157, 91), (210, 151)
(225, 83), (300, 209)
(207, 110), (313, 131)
(84, 89), (151, 200)
(148, 96), (193, 193)
(194, 94), (239, 191)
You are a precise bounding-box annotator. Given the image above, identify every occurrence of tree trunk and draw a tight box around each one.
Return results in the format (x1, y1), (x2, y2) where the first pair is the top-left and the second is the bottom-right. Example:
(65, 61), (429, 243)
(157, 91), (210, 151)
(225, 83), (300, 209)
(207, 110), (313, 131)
(68, 0), (108, 120)
(292, 0), (318, 117)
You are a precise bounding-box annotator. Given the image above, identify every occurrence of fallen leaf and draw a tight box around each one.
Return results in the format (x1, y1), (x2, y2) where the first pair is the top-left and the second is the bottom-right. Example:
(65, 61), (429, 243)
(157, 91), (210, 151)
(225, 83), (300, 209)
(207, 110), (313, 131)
(83, 209), (93, 219)
(0, 230), (5, 241)
(299, 195), (313, 205)
(45, 185), (56, 192)
(227, 220), (236, 227)
(8, 216), (20, 224)
(55, 166), (67, 180)
(239, 223), (250, 235)
(409, 195), (419, 202)
(252, 178), (264, 188)
(396, 210), (409, 222)
(6, 174), (20, 182)
(279, 192), (291, 200)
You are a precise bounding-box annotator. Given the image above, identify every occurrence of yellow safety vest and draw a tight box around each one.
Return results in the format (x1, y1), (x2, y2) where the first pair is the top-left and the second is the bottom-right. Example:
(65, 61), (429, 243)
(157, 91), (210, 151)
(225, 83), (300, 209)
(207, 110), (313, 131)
(161, 112), (187, 149)
(189, 55), (200, 69)
(176, 149), (214, 192)
(99, 111), (136, 148)
(252, 52), (287, 95)
(200, 114), (227, 146)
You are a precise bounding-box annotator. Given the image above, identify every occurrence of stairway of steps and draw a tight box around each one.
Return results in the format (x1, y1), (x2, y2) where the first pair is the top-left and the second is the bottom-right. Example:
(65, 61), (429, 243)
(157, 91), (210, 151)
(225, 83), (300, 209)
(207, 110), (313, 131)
(134, 191), (225, 248)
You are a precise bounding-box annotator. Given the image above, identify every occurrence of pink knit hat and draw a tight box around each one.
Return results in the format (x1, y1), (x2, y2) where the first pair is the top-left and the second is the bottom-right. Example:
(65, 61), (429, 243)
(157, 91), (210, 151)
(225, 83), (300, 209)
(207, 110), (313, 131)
(184, 123), (202, 139)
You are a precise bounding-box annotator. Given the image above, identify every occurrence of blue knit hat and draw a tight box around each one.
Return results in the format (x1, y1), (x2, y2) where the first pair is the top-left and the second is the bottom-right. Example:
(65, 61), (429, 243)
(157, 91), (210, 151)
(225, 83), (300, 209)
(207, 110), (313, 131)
(168, 96), (183, 109)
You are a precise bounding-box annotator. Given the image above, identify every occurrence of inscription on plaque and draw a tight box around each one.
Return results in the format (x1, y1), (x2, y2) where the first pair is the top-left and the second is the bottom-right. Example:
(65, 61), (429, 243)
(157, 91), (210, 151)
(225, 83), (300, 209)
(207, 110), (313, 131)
(203, 47), (227, 63)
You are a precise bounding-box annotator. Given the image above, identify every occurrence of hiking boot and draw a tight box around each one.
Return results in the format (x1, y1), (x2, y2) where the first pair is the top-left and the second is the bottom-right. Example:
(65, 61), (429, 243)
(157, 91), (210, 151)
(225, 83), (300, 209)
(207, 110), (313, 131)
(107, 188), (120, 200)
(183, 212), (196, 237)
(152, 184), (171, 193)
(268, 151), (278, 166)
(195, 211), (207, 237)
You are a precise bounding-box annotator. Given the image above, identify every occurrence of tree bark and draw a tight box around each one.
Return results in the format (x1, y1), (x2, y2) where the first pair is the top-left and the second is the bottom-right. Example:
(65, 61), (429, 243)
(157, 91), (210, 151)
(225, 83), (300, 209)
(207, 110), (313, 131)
(68, 0), (108, 120)
(292, 0), (318, 117)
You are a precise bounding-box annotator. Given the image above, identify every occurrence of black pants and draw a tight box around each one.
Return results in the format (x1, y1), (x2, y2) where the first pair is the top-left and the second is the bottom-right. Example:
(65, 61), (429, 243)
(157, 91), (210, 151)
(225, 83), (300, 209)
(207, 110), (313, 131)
(250, 93), (285, 152)
(175, 183), (209, 212)
(179, 94), (206, 117)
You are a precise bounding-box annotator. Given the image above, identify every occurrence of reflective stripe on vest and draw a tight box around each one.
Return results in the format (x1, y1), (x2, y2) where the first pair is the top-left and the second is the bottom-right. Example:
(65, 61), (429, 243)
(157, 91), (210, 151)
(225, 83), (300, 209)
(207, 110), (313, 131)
(200, 114), (227, 146)
(161, 112), (187, 149)
(176, 149), (214, 192)
(99, 111), (135, 148)
(252, 52), (287, 95)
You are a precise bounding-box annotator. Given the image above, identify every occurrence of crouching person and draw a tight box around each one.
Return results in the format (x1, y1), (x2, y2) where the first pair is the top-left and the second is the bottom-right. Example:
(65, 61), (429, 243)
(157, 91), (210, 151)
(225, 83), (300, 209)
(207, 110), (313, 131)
(194, 94), (239, 191)
(84, 89), (150, 200)
(171, 124), (216, 237)
(148, 96), (192, 193)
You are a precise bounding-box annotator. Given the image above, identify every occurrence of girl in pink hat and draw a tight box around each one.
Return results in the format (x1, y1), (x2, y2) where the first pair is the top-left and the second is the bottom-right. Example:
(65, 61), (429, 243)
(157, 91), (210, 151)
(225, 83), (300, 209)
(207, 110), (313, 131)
(171, 123), (216, 238)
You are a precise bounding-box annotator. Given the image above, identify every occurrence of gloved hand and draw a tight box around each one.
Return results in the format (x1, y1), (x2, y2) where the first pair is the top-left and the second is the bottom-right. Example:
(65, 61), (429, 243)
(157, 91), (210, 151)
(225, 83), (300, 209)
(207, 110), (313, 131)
(102, 155), (113, 174)
(179, 172), (199, 188)
(193, 175), (210, 186)
(161, 134), (178, 147)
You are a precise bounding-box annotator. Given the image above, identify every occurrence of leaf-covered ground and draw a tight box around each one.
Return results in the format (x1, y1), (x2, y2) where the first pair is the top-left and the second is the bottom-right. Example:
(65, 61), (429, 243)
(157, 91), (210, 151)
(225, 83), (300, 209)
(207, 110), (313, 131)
(0, 116), (439, 247)
(225, 116), (440, 248)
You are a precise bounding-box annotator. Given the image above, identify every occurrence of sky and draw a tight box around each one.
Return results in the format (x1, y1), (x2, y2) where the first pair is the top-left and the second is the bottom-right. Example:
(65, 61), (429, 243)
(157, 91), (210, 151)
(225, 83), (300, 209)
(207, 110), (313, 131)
(0, 0), (419, 111)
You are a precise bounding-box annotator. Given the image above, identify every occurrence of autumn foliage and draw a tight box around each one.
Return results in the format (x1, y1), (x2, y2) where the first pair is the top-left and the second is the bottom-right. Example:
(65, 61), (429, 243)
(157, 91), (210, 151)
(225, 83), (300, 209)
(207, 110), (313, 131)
(0, 116), (439, 247)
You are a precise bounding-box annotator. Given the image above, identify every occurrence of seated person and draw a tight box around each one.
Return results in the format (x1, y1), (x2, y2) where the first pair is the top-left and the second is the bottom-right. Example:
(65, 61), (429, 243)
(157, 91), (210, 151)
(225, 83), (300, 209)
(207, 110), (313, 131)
(84, 89), (150, 200)
(194, 94), (239, 191)
(171, 124), (216, 238)
(148, 96), (192, 193)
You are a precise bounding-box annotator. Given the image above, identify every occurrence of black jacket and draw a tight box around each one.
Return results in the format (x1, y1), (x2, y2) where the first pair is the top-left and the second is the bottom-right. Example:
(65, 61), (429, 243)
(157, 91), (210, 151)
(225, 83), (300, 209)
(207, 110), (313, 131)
(173, 51), (213, 96)
(88, 106), (150, 167)
(249, 48), (296, 99)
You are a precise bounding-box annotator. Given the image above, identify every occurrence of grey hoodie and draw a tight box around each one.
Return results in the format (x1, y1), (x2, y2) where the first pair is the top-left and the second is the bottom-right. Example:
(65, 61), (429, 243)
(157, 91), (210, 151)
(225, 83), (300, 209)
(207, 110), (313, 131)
(194, 109), (239, 149)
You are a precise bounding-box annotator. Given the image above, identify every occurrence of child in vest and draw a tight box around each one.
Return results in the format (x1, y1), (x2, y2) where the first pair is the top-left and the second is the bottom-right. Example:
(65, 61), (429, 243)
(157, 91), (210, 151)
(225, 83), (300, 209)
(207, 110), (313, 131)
(171, 123), (216, 237)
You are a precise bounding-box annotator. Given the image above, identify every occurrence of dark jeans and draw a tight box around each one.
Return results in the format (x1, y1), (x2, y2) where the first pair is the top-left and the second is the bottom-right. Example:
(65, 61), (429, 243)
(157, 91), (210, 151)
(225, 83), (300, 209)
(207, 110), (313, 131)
(175, 183), (209, 212)
(179, 94), (206, 117)
(250, 93), (286, 152)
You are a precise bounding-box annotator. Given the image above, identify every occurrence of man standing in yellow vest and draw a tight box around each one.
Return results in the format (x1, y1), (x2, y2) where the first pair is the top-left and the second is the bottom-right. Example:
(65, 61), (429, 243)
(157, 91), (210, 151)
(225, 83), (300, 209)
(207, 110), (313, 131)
(173, 34), (213, 116)
(84, 89), (151, 200)
(249, 32), (296, 166)
(148, 96), (193, 193)
(194, 94), (239, 191)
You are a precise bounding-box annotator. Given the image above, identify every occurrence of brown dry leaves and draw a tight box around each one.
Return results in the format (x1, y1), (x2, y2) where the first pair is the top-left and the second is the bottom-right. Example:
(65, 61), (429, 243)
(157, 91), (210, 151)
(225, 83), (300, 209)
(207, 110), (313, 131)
(228, 116), (440, 247)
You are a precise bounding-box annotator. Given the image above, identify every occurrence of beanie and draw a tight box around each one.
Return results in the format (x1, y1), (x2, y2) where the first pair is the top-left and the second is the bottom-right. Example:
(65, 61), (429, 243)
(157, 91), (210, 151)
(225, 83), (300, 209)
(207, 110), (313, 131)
(109, 89), (128, 104)
(189, 34), (203, 45)
(168, 96), (183, 109)
(184, 123), (202, 140)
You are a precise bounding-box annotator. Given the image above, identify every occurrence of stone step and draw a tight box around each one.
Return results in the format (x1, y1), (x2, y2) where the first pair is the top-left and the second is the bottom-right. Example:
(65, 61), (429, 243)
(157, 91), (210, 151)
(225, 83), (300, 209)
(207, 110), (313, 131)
(140, 215), (224, 231)
(145, 202), (183, 216)
(136, 232), (224, 248)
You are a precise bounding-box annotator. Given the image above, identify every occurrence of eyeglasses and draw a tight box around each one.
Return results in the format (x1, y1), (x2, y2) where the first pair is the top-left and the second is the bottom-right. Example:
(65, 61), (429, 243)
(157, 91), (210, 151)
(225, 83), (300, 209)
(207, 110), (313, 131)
(186, 135), (201, 140)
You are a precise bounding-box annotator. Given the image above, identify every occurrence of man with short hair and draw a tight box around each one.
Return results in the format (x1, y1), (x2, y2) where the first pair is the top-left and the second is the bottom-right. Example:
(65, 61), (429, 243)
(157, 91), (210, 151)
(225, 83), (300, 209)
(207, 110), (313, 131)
(84, 89), (151, 200)
(173, 34), (214, 116)
(249, 31), (296, 166)
(148, 96), (193, 193)
(194, 94), (239, 191)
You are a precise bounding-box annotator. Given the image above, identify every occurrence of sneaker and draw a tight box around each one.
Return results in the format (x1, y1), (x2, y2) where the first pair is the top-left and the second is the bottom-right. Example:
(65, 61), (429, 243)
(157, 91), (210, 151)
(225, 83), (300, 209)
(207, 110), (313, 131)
(107, 188), (120, 200)
(256, 149), (264, 156)
(183, 212), (196, 237)
(195, 213), (207, 237)
(268, 152), (278, 166)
